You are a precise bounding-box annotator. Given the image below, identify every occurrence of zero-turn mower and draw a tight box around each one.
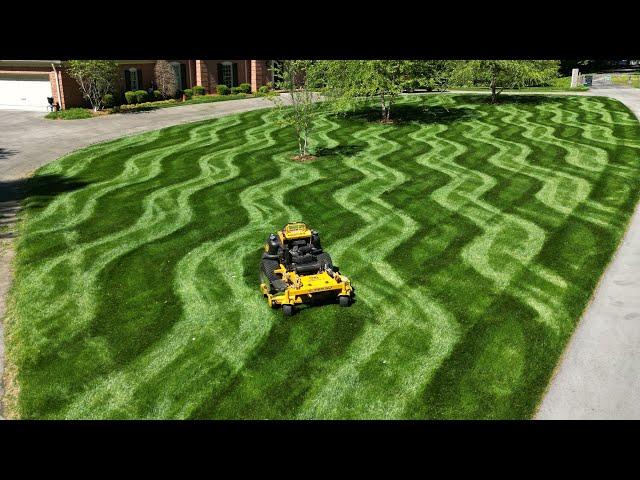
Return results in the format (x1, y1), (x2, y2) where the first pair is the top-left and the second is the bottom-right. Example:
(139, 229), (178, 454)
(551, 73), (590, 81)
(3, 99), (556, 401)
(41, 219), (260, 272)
(260, 222), (354, 316)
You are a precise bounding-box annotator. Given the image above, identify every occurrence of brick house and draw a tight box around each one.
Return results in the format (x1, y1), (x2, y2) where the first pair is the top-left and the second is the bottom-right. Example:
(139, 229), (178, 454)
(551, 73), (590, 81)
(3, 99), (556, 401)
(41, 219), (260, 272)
(0, 59), (274, 111)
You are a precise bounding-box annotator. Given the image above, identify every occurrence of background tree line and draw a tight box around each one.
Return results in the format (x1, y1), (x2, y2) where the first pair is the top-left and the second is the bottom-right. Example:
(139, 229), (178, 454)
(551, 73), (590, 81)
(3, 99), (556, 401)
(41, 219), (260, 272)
(272, 60), (561, 159)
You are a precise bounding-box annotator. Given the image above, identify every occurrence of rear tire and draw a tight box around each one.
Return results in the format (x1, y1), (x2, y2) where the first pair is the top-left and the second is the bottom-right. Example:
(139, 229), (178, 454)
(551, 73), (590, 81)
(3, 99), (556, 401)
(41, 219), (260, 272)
(339, 295), (351, 307)
(282, 304), (294, 316)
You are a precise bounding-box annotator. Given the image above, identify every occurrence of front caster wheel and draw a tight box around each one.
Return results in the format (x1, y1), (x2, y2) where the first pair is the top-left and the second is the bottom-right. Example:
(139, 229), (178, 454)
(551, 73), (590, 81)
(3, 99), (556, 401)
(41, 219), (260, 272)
(339, 295), (351, 307)
(282, 304), (295, 316)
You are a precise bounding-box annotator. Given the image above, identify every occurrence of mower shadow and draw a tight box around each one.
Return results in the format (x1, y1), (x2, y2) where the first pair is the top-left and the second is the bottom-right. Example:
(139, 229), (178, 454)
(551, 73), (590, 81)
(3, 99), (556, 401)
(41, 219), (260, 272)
(289, 289), (358, 316)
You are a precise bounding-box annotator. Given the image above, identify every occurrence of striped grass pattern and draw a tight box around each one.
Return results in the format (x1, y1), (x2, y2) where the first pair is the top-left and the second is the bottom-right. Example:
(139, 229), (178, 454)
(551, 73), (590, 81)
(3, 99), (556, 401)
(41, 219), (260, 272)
(6, 94), (640, 419)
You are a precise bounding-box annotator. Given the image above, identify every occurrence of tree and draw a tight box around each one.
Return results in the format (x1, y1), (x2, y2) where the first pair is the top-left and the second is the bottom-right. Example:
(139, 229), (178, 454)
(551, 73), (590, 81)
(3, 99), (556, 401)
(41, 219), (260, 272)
(451, 60), (560, 103)
(270, 60), (320, 160)
(405, 60), (456, 92)
(312, 60), (453, 122)
(312, 60), (405, 122)
(155, 60), (177, 99)
(66, 60), (119, 111)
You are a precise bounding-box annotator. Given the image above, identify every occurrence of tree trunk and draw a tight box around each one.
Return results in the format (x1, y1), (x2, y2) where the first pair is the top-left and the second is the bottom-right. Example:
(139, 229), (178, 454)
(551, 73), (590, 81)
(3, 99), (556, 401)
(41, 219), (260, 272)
(490, 74), (497, 104)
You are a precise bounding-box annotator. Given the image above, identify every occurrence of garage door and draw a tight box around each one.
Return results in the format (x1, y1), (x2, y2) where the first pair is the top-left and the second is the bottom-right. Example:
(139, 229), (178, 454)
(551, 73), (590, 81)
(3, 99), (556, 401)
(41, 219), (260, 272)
(0, 75), (52, 111)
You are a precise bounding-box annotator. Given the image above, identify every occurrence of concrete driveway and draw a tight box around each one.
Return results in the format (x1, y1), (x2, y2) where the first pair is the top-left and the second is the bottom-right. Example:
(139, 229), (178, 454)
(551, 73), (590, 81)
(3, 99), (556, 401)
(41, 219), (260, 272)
(0, 96), (276, 418)
(0, 96), (276, 180)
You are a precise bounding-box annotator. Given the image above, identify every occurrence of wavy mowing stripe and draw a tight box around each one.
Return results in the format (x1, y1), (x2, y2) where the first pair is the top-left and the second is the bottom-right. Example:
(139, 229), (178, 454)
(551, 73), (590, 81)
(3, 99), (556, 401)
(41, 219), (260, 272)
(573, 97), (640, 148)
(38, 131), (163, 179)
(298, 123), (459, 419)
(27, 117), (247, 236)
(534, 102), (632, 228)
(12, 124), (232, 360)
(25, 133), (167, 233)
(24, 127), (214, 236)
(498, 105), (627, 231)
(536, 102), (609, 173)
(62, 111), (335, 418)
(59, 111), (278, 418)
(16, 121), (236, 319)
(153, 116), (341, 418)
(553, 99), (638, 182)
(465, 109), (577, 333)
(490, 105), (592, 215)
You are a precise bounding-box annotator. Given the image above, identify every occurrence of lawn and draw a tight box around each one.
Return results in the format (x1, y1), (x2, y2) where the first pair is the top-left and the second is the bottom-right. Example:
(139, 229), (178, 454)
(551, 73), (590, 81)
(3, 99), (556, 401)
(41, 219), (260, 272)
(450, 76), (589, 92)
(6, 94), (640, 419)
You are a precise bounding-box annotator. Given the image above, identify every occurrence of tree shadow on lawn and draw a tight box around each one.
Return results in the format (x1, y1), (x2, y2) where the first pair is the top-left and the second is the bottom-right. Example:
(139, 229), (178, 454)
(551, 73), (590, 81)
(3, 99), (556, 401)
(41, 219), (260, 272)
(0, 175), (90, 239)
(453, 93), (569, 106)
(343, 103), (481, 125)
(313, 144), (366, 158)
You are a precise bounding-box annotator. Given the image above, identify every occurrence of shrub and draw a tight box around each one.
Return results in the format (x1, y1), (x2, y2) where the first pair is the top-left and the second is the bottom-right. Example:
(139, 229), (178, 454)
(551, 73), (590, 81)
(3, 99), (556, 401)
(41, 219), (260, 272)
(258, 85), (270, 94)
(237, 83), (252, 94)
(135, 90), (149, 103)
(193, 85), (206, 96)
(183, 88), (194, 100)
(216, 84), (230, 95)
(230, 86), (242, 94)
(153, 90), (162, 101)
(124, 91), (137, 104)
(102, 93), (116, 108)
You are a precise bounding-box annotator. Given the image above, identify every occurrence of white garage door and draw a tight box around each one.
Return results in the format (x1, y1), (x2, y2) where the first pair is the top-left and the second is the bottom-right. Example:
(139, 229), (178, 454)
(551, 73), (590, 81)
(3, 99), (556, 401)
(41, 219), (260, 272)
(0, 75), (52, 111)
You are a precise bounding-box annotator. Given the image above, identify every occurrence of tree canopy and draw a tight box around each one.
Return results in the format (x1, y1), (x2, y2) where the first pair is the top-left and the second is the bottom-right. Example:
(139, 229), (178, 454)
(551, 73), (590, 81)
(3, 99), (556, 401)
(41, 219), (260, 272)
(67, 60), (119, 111)
(451, 60), (560, 103)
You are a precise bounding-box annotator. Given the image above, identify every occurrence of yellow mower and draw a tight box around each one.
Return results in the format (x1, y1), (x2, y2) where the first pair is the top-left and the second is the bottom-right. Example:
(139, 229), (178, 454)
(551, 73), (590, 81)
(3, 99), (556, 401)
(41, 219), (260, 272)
(260, 222), (354, 316)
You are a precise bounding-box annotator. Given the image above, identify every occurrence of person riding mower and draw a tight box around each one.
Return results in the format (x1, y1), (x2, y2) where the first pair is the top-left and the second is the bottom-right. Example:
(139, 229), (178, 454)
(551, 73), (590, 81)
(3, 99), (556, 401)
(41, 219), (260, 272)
(260, 222), (354, 316)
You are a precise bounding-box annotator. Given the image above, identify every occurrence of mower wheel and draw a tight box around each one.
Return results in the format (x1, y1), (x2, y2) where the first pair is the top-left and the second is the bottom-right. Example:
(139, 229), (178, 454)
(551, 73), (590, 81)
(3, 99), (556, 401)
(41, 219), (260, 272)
(282, 304), (294, 316)
(339, 295), (351, 307)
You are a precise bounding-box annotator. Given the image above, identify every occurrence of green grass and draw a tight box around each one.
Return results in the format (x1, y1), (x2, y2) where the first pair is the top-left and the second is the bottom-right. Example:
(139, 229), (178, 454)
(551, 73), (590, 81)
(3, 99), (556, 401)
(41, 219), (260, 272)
(45, 108), (95, 120)
(612, 74), (640, 88)
(7, 94), (640, 419)
(451, 76), (589, 92)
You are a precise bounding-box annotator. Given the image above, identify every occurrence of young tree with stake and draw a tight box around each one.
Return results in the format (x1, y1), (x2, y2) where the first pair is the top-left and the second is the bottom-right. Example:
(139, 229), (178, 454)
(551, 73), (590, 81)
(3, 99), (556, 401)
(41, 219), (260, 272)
(270, 60), (320, 160)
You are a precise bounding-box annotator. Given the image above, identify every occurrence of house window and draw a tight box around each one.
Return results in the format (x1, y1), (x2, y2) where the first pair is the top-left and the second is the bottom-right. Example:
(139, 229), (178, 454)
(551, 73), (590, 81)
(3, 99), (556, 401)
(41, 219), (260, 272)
(171, 62), (182, 90)
(129, 68), (139, 90)
(221, 62), (233, 88)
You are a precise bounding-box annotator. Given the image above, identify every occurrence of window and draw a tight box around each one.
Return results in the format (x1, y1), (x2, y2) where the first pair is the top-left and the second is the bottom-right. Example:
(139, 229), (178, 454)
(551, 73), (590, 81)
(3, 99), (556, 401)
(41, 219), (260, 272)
(129, 68), (138, 90)
(221, 62), (233, 88)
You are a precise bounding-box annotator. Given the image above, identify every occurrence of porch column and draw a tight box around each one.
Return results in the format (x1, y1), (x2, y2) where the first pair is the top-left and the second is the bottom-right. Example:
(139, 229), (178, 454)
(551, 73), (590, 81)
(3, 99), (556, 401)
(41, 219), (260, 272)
(195, 60), (210, 93)
(251, 60), (267, 92)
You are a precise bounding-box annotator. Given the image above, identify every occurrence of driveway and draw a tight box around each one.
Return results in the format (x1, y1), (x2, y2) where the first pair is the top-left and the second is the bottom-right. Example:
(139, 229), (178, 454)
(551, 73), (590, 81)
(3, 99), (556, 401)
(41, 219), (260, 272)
(0, 96), (276, 180)
(0, 96), (276, 418)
